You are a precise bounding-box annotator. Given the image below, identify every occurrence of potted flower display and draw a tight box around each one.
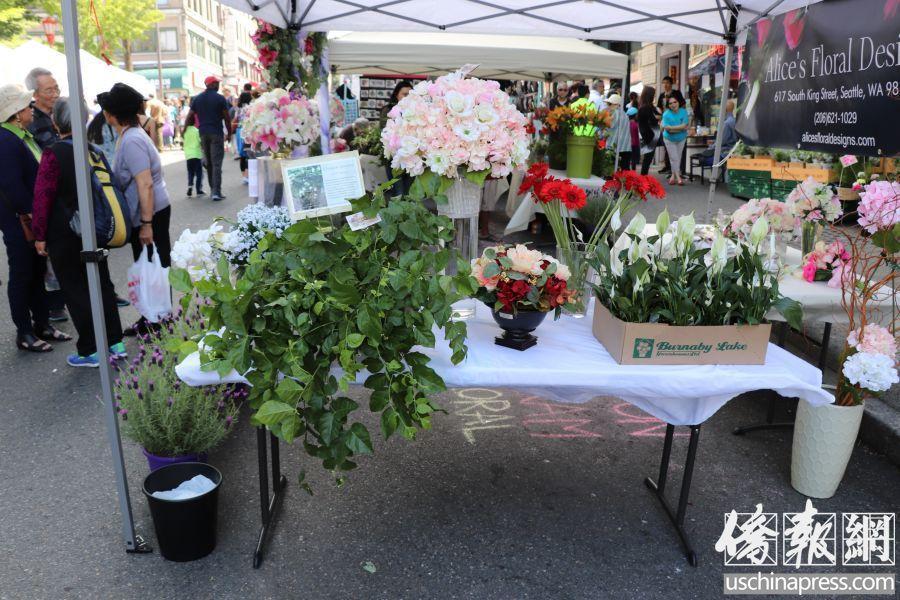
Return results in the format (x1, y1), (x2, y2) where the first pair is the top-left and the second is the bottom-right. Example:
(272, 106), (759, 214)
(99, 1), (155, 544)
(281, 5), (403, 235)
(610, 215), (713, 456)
(792, 180), (899, 498)
(113, 310), (245, 471)
(381, 67), (529, 318)
(784, 176), (843, 255)
(241, 88), (319, 206)
(545, 103), (612, 179)
(726, 197), (800, 272)
(518, 164), (664, 316)
(472, 244), (575, 350)
(589, 211), (802, 364)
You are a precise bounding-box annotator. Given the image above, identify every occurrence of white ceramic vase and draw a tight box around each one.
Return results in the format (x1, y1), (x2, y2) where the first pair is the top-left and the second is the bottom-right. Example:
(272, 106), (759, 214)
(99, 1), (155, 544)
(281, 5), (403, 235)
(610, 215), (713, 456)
(439, 178), (482, 321)
(791, 400), (864, 499)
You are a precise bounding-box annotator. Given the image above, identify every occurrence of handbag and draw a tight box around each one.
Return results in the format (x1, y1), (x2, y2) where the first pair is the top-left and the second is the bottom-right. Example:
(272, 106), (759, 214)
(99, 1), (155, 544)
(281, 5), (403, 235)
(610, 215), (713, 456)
(0, 188), (35, 243)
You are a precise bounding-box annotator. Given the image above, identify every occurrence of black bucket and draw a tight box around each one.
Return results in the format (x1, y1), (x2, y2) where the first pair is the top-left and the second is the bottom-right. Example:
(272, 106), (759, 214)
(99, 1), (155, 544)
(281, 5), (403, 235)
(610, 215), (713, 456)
(142, 462), (222, 562)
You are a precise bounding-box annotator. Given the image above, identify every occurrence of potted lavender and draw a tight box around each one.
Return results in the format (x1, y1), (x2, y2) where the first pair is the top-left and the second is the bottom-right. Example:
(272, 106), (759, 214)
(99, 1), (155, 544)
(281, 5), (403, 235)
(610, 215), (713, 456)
(113, 309), (245, 471)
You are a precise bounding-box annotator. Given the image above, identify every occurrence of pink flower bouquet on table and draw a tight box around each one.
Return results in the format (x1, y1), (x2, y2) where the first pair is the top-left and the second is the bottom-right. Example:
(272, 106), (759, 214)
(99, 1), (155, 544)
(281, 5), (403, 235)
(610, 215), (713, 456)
(727, 198), (800, 242)
(800, 240), (851, 286)
(381, 68), (529, 186)
(240, 88), (319, 156)
(785, 177), (842, 224)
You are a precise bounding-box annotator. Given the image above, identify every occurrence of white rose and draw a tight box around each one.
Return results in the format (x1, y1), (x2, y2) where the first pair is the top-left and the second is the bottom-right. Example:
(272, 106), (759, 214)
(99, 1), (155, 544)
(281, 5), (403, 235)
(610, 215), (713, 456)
(506, 244), (545, 275)
(444, 91), (475, 117)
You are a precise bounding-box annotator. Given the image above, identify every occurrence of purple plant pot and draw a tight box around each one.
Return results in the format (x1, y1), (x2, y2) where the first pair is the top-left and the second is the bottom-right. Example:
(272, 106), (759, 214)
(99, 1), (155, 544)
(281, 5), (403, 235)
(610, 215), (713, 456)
(143, 448), (208, 472)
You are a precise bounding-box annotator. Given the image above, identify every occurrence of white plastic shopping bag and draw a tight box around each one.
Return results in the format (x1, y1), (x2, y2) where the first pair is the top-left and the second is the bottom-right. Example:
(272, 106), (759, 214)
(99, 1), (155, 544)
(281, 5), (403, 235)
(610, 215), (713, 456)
(127, 244), (172, 323)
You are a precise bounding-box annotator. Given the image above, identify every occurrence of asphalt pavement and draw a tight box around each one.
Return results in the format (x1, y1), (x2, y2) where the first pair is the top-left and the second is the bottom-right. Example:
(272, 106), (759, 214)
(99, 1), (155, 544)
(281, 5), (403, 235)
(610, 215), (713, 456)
(0, 153), (896, 600)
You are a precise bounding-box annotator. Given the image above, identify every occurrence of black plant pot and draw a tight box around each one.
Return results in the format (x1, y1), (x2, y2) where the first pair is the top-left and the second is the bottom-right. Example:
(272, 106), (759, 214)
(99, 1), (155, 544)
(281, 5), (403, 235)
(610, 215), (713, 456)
(490, 307), (549, 351)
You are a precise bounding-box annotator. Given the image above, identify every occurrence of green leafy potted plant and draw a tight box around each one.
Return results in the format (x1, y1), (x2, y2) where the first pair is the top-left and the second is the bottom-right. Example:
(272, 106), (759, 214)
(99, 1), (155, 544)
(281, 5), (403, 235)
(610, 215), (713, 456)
(792, 180), (898, 498)
(113, 311), (244, 471)
(170, 186), (474, 477)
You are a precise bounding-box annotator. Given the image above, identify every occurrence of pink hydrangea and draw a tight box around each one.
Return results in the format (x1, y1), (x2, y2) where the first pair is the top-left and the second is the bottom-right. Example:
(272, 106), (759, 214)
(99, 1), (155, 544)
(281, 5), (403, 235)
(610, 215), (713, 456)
(857, 181), (900, 234)
(381, 69), (529, 179)
(847, 324), (897, 358)
(729, 198), (800, 241)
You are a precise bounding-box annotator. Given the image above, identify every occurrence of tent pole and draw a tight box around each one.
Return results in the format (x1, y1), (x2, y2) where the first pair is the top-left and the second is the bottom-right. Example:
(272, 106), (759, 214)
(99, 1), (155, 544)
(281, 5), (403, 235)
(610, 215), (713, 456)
(317, 36), (331, 153)
(60, 0), (150, 554)
(705, 12), (738, 223)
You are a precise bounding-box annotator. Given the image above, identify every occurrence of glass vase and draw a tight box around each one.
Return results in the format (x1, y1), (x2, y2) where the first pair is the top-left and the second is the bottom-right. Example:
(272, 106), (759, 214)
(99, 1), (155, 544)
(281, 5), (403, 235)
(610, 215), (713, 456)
(764, 232), (788, 275)
(556, 242), (596, 318)
(256, 155), (287, 207)
(439, 178), (482, 321)
(801, 221), (822, 257)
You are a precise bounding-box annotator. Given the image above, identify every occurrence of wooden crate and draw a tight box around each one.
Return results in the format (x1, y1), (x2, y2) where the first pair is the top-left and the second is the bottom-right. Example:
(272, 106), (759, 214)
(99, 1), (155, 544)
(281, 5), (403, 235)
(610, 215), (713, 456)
(728, 169), (771, 199)
(771, 164), (836, 183)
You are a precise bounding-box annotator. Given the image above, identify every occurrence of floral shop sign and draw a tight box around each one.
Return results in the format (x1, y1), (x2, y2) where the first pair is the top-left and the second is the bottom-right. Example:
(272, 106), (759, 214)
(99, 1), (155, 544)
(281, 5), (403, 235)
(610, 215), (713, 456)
(736, 0), (899, 156)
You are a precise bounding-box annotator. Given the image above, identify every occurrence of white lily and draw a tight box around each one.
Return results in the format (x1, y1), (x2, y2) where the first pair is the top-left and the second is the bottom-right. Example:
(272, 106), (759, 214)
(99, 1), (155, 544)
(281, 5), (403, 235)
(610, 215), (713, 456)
(750, 216), (769, 247)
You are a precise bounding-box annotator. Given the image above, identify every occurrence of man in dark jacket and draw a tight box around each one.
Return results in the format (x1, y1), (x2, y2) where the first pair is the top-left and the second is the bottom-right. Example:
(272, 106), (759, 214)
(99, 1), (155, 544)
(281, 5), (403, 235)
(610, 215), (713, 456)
(24, 68), (60, 150)
(185, 76), (232, 202)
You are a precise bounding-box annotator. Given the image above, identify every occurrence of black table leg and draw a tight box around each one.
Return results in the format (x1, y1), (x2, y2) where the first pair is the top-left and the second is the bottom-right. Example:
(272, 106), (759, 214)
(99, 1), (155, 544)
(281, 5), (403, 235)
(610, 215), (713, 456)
(253, 427), (287, 569)
(644, 424), (701, 567)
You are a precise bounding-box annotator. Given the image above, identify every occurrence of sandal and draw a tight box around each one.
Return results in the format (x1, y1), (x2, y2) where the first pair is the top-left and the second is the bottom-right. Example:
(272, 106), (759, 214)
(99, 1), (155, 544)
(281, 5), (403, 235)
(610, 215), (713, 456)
(35, 325), (72, 343)
(17, 333), (53, 353)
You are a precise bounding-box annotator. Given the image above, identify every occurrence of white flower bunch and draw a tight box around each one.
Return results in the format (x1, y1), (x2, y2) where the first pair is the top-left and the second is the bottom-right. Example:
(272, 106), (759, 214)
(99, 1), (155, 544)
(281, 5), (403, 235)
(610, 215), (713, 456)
(842, 352), (899, 393)
(221, 204), (291, 264)
(171, 222), (225, 282)
(785, 176), (843, 224)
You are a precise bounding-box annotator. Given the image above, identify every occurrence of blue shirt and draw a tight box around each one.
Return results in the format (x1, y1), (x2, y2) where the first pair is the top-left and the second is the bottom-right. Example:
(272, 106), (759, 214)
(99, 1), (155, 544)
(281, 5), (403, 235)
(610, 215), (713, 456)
(721, 113), (737, 152)
(190, 89), (228, 136)
(662, 108), (689, 143)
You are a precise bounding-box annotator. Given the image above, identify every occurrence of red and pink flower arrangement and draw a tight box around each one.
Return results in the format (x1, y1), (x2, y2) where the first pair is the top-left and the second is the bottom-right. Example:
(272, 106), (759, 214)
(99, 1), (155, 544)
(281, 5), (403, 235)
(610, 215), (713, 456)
(472, 244), (575, 315)
(801, 240), (851, 287)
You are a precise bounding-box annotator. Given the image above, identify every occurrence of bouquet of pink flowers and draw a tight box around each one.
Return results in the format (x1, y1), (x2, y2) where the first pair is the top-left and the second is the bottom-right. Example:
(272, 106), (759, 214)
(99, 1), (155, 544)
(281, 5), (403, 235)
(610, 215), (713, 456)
(381, 69), (529, 182)
(785, 176), (842, 224)
(728, 197), (800, 242)
(241, 88), (319, 156)
(801, 240), (851, 287)
(857, 180), (900, 237)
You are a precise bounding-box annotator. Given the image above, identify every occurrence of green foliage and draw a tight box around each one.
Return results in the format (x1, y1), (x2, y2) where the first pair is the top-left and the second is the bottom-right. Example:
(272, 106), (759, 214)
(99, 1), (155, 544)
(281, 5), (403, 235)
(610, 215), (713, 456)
(40, 0), (162, 64)
(590, 227), (802, 329)
(591, 147), (616, 178)
(171, 185), (474, 474)
(113, 308), (243, 456)
(350, 124), (386, 165)
(253, 24), (326, 95)
(0, 0), (32, 43)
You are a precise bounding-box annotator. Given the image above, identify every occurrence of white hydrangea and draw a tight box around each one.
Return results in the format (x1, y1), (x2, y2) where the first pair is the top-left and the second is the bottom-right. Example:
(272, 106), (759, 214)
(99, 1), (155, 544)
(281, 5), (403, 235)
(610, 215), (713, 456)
(842, 352), (899, 393)
(171, 223), (224, 281)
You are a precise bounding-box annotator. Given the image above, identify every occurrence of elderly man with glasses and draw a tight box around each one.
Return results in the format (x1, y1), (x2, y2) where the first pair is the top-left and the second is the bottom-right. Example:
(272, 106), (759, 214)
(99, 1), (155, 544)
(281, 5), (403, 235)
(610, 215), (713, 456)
(24, 68), (61, 150)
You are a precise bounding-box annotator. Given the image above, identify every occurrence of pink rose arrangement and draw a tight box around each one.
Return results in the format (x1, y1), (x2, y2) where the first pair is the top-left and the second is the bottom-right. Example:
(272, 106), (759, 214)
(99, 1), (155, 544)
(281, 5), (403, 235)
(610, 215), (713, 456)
(472, 244), (574, 314)
(785, 177), (842, 224)
(381, 69), (529, 180)
(800, 240), (851, 288)
(857, 180), (900, 235)
(241, 88), (319, 156)
(728, 198), (800, 242)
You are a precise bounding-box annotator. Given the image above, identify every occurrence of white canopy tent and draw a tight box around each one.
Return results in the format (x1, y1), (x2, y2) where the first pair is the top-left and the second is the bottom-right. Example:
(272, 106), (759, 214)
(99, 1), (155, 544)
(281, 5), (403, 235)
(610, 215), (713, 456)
(3, 40), (154, 101)
(57, 0), (825, 556)
(327, 31), (627, 80)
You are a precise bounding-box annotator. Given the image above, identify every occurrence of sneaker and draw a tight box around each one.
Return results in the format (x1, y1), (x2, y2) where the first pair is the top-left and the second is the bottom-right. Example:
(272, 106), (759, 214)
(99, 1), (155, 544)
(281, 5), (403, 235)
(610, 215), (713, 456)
(109, 342), (128, 359)
(67, 353), (99, 368)
(115, 296), (130, 308)
(187, 187), (193, 197)
(212, 194), (223, 202)
(49, 309), (69, 322)
(241, 177), (249, 185)
(196, 189), (206, 196)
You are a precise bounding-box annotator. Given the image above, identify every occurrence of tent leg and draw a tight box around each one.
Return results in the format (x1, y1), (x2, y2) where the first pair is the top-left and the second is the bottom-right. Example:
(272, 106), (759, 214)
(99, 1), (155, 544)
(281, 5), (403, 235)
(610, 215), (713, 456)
(705, 14), (738, 223)
(60, 0), (150, 555)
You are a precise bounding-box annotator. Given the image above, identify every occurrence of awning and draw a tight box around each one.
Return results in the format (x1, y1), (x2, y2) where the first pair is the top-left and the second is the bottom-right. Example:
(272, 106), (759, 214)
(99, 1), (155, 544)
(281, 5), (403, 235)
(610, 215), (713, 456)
(222, 0), (821, 45)
(327, 31), (627, 80)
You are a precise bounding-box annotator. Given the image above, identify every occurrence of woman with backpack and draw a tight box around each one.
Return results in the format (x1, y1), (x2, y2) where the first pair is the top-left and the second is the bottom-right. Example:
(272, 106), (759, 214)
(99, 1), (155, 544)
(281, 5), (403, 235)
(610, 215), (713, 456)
(32, 97), (124, 368)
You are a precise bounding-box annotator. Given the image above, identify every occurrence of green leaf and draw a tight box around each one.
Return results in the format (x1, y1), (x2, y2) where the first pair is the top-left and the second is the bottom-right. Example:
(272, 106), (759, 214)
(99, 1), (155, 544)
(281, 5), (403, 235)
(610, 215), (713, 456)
(381, 408), (399, 438)
(254, 401), (296, 426)
(345, 423), (373, 455)
(357, 305), (382, 339)
(319, 412), (340, 445)
(463, 168), (490, 186)
(346, 333), (365, 348)
(168, 267), (194, 293)
(482, 261), (501, 278)
(773, 296), (803, 331)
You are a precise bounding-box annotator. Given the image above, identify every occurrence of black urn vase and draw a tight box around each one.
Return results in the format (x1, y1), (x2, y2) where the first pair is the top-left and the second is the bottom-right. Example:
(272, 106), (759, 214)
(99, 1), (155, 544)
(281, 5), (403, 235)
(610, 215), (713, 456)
(490, 307), (549, 351)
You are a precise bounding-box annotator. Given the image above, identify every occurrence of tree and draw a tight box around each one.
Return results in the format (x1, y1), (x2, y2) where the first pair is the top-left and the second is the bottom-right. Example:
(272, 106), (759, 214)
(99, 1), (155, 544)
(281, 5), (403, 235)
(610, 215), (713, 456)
(40, 0), (162, 70)
(0, 0), (33, 44)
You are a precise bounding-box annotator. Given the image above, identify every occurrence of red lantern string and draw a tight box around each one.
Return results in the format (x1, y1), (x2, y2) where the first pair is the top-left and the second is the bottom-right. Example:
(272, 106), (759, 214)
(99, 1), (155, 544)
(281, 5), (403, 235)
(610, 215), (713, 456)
(88, 0), (113, 65)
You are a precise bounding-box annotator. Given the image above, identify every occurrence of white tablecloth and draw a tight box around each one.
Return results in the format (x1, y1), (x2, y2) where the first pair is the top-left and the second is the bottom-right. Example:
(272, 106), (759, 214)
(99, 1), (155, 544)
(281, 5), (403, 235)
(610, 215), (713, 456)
(177, 302), (833, 426)
(504, 169), (605, 235)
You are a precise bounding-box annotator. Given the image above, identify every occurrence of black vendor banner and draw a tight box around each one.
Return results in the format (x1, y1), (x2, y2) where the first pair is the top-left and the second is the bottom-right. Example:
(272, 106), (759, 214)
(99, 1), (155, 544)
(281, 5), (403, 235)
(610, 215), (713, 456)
(736, 0), (900, 156)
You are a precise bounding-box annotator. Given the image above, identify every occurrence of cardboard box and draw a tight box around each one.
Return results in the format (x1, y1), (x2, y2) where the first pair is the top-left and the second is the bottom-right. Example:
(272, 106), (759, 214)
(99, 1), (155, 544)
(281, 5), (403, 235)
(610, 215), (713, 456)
(591, 302), (771, 365)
